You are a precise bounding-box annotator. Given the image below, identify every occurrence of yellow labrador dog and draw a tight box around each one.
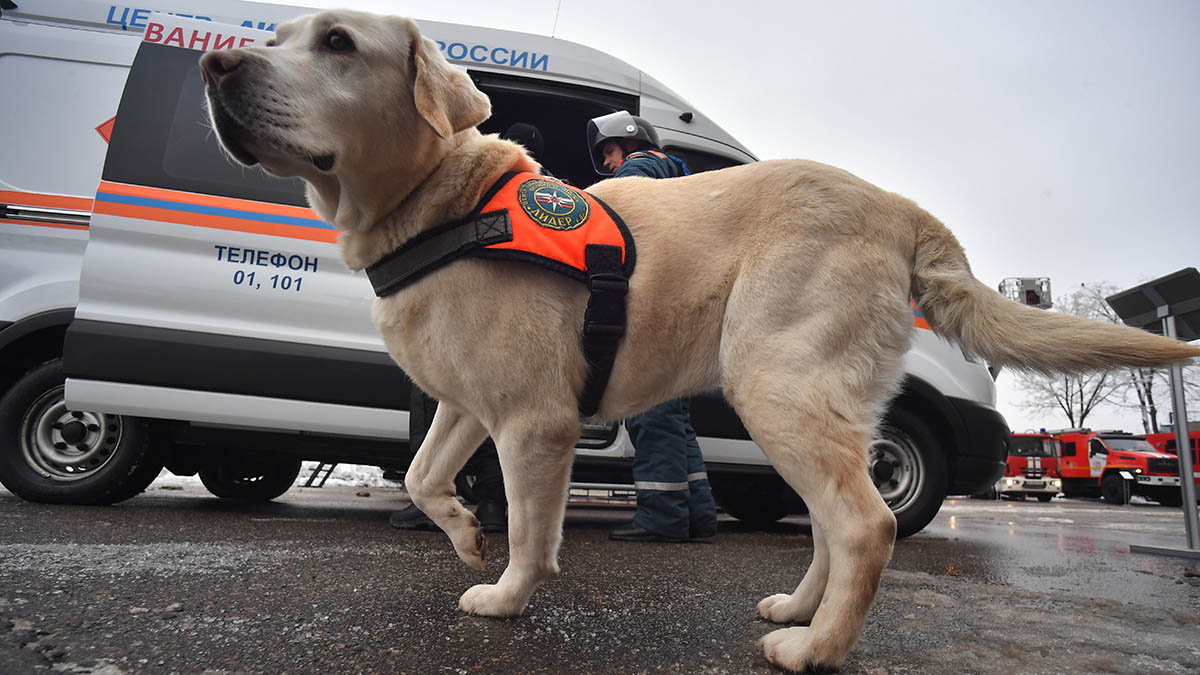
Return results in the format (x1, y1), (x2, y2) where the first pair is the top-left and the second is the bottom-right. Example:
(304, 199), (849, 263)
(199, 10), (1200, 671)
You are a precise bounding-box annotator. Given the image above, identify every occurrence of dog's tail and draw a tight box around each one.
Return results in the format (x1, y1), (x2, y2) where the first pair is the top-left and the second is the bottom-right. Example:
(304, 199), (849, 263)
(909, 210), (1200, 373)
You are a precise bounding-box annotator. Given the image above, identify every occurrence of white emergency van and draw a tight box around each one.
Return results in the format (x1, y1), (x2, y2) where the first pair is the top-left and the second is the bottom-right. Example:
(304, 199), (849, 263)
(0, 0), (1009, 536)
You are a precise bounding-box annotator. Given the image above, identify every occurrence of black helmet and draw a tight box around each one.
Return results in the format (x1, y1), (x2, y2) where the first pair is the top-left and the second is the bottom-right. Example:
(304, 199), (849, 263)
(586, 110), (659, 175)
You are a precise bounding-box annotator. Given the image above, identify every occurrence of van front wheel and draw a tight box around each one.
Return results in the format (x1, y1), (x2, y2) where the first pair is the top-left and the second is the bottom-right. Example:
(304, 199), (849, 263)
(0, 359), (162, 504)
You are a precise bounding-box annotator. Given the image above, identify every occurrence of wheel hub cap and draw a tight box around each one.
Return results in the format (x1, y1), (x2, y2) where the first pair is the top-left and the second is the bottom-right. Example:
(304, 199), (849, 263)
(868, 428), (926, 513)
(21, 386), (123, 481)
(871, 458), (895, 483)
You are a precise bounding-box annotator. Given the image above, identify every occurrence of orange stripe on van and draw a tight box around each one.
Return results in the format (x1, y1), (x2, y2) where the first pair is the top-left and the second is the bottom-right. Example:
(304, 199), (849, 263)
(92, 200), (338, 243)
(0, 190), (93, 211)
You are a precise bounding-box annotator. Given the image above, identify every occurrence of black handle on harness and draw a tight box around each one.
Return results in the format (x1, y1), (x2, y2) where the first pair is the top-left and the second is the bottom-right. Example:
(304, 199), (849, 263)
(578, 244), (629, 417)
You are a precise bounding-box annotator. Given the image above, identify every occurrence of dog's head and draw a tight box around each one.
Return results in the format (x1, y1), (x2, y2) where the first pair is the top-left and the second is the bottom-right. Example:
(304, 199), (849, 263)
(200, 10), (490, 219)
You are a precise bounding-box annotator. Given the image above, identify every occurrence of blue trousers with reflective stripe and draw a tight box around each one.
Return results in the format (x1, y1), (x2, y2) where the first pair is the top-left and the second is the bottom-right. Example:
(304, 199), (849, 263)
(627, 398), (718, 538)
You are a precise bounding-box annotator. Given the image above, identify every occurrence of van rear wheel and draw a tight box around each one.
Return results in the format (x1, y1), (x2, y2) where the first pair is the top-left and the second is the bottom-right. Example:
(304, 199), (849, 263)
(198, 458), (301, 502)
(710, 476), (791, 527)
(0, 359), (162, 504)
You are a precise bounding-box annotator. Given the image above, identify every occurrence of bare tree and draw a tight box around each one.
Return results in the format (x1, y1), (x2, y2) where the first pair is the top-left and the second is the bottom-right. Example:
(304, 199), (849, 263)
(1015, 283), (1123, 428)
(1125, 367), (1162, 433)
(1017, 370), (1117, 428)
(1116, 364), (1200, 431)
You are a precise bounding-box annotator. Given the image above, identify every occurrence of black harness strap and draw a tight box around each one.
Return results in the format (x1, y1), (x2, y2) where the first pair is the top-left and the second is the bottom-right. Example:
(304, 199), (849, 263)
(578, 243), (628, 417)
(366, 211), (513, 296)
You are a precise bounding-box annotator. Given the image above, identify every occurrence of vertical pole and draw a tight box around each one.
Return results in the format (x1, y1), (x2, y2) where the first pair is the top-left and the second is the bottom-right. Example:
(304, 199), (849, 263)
(1164, 315), (1199, 550)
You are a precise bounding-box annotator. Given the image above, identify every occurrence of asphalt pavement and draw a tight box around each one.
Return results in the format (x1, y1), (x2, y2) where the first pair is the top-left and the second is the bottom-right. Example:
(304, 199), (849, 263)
(1, 481), (1198, 674)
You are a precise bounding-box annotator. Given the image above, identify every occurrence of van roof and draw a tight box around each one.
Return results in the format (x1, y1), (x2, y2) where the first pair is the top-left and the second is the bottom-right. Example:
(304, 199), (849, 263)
(6, 0), (756, 160)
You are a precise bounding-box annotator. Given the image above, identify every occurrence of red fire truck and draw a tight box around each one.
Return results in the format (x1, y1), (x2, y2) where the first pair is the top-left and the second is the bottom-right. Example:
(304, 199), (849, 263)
(1143, 429), (1200, 493)
(998, 432), (1062, 501)
(1053, 429), (1183, 505)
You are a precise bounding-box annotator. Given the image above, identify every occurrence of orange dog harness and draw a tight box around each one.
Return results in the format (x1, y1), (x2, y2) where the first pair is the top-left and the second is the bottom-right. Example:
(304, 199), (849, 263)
(366, 171), (635, 416)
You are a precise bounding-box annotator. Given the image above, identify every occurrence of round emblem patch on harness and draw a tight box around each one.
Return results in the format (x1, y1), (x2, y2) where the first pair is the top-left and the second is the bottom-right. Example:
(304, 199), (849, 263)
(516, 178), (590, 231)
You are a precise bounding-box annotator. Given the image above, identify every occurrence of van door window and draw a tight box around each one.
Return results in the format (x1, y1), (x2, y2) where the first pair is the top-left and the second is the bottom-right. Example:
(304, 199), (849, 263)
(469, 71), (639, 190)
(104, 42), (306, 206)
(1089, 439), (1107, 456)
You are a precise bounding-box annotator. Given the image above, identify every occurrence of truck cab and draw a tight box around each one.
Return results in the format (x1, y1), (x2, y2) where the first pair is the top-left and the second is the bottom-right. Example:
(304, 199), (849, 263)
(1054, 429), (1183, 505)
(998, 432), (1061, 501)
(1143, 429), (1200, 496)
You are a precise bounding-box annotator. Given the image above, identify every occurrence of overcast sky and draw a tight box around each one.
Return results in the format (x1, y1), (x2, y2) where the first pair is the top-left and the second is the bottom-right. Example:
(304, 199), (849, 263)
(264, 0), (1200, 433)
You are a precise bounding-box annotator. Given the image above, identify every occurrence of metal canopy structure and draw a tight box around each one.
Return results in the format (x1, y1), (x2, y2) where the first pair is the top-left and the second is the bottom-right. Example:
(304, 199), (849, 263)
(1107, 267), (1200, 559)
(1107, 267), (1200, 341)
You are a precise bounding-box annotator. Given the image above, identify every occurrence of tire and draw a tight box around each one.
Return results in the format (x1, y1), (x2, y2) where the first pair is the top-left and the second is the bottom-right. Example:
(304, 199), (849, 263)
(1100, 473), (1130, 505)
(709, 474), (791, 526)
(1036, 494), (1053, 503)
(869, 407), (948, 538)
(710, 476), (791, 527)
(0, 359), (163, 504)
(198, 457), (302, 501)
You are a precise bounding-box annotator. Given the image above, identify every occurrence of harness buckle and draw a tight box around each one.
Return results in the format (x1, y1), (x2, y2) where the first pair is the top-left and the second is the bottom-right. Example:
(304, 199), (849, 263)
(583, 321), (626, 338)
(588, 272), (628, 294)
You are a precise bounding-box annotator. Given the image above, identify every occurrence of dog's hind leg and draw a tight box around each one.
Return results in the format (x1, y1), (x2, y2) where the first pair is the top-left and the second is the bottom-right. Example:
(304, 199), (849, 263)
(458, 408), (579, 618)
(726, 361), (897, 672)
(756, 517), (829, 625)
(404, 400), (491, 570)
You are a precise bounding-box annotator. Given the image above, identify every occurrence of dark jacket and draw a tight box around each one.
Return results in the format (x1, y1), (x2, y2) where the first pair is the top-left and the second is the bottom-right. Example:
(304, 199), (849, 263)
(614, 149), (688, 180)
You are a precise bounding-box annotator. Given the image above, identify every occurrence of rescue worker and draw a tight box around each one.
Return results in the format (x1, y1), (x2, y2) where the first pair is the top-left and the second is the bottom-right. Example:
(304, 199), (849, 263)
(586, 110), (718, 542)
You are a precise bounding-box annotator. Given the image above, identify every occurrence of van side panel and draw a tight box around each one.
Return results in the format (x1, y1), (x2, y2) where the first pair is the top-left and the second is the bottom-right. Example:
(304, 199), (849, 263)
(0, 21), (136, 197)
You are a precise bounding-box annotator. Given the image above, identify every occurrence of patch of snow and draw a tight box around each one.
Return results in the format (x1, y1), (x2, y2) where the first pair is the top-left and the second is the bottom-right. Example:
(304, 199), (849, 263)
(149, 462), (399, 491)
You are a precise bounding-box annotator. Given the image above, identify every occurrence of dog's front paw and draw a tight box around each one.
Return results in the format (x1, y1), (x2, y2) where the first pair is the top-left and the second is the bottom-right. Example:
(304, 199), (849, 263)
(444, 511), (486, 571)
(758, 626), (844, 673)
(458, 583), (528, 617)
(756, 593), (818, 625)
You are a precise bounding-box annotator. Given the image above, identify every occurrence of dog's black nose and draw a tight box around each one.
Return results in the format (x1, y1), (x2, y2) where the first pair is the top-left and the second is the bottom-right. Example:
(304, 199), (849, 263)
(200, 50), (243, 86)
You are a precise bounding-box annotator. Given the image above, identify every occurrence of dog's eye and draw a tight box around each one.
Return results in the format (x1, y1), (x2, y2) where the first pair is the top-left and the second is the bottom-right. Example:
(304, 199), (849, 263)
(324, 29), (354, 53)
(264, 39), (277, 47)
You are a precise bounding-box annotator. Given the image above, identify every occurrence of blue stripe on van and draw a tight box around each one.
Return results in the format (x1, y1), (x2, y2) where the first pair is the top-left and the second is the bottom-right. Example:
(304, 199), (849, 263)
(94, 192), (334, 230)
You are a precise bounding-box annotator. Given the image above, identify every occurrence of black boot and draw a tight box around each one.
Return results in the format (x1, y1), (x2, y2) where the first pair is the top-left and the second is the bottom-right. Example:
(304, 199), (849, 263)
(465, 441), (507, 533)
(388, 503), (440, 531)
(608, 520), (688, 543)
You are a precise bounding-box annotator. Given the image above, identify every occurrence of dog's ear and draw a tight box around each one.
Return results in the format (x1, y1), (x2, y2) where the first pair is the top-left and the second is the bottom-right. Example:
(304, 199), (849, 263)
(407, 23), (490, 138)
